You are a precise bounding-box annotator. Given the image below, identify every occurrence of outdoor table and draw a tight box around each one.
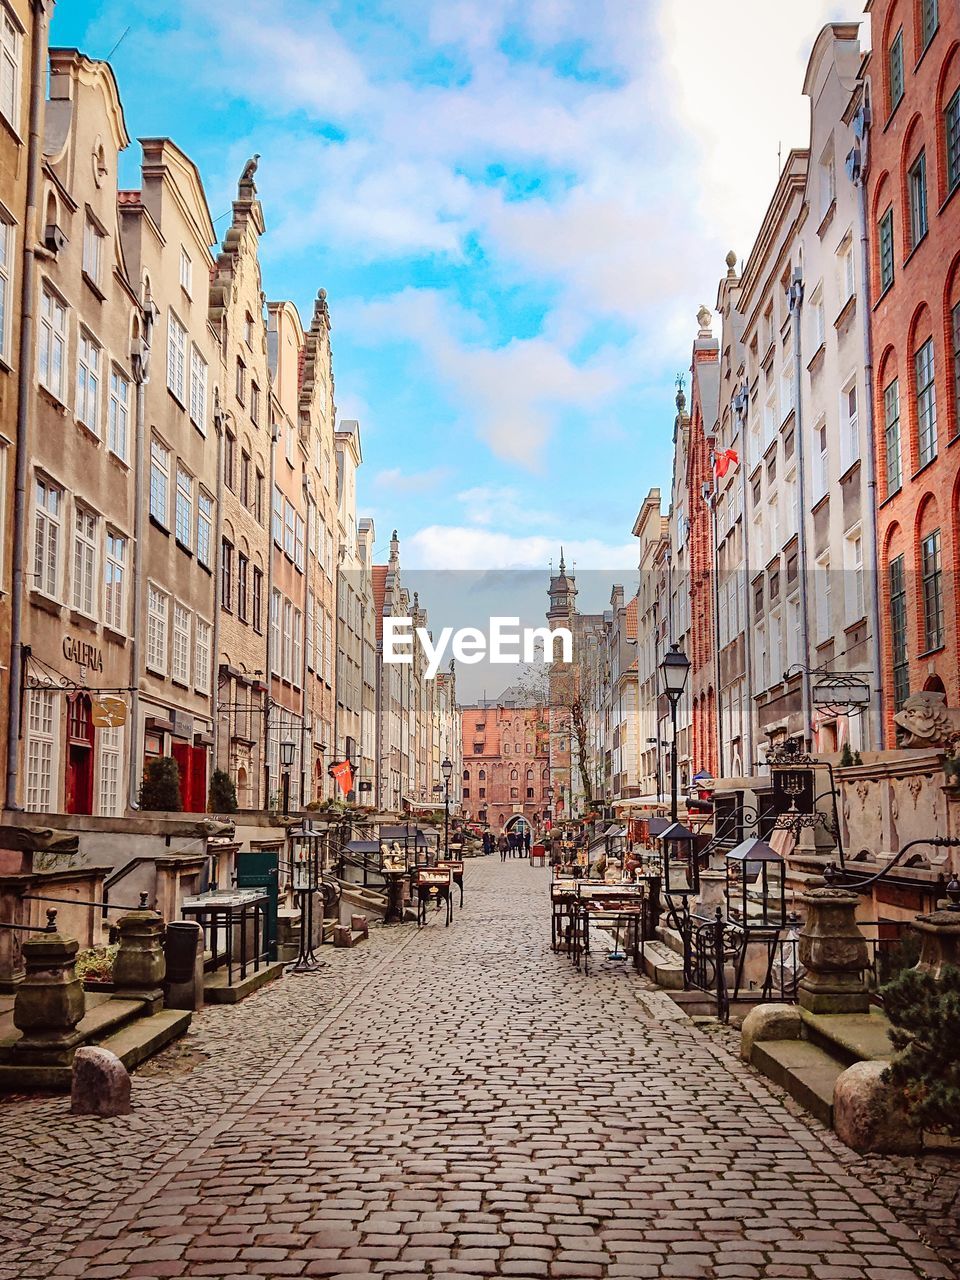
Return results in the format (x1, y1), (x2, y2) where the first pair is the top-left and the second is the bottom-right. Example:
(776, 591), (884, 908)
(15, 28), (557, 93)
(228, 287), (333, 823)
(437, 859), (465, 908)
(381, 865), (407, 925)
(550, 877), (581, 952)
(415, 867), (454, 927)
(571, 882), (646, 976)
(181, 888), (270, 984)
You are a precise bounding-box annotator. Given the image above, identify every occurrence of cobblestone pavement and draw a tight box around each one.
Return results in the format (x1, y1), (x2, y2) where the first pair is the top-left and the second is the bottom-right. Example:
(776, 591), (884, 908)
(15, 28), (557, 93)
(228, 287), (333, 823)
(1, 857), (957, 1280)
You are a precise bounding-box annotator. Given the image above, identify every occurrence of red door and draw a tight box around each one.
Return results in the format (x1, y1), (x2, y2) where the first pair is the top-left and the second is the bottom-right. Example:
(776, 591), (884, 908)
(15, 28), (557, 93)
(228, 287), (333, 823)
(66, 695), (94, 815)
(171, 742), (208, 813)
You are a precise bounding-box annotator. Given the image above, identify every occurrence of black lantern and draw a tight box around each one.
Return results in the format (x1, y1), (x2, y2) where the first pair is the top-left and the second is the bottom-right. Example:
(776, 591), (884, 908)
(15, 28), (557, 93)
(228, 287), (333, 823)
(725, 837), (786, 929)
(658, 820), (699, 896)
(660, 644), (691, 700)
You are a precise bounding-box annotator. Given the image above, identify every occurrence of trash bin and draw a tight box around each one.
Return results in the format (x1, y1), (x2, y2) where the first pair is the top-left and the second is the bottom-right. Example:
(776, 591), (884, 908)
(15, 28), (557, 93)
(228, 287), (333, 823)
(163, 921), (201, 985)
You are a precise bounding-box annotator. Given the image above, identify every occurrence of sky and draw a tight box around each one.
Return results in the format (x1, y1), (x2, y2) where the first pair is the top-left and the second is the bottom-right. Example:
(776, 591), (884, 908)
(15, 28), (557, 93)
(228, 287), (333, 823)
(52, 0), (859, 581)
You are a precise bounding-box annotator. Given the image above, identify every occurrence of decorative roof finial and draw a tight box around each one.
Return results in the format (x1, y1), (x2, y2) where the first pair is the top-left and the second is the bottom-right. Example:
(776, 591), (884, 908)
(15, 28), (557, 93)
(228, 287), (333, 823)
(725, 249), (737, 275)
(559, 547), (566, 575)
(697, 304), (712, 335)
(675, 372), (687, 415)
(239, 154), (260, 195)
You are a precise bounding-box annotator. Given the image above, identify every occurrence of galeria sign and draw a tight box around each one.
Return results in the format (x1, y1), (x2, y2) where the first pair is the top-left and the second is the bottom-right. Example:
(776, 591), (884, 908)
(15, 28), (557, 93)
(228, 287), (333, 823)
(383, 617), (572, 680)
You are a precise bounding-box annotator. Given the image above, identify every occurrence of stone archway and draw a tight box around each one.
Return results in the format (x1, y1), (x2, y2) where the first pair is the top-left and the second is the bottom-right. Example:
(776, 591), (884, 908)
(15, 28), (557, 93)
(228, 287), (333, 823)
(504, 814), (530, 837)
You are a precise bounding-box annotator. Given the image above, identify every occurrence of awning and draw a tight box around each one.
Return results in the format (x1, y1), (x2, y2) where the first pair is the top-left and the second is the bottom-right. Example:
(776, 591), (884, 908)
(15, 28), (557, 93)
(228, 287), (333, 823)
(612, 795), (664, 810)
(402, 795), (445, 810)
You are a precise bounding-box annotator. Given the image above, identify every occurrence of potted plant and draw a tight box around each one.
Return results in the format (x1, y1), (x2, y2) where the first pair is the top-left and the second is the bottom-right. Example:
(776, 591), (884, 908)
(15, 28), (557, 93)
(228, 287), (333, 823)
(139, 756), (182, 811)
(208, 769), (238, 814)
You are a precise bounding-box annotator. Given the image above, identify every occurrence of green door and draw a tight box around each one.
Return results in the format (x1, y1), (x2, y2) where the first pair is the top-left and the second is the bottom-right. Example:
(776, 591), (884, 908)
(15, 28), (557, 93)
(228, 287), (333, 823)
(236, 848), (280, 961)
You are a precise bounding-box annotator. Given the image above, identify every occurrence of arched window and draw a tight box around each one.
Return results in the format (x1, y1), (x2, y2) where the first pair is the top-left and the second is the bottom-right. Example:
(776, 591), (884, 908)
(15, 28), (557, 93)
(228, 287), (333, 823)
(479, 769), (486, 780)
(510, 769), (518, 781)
(462, 769), (470, 780)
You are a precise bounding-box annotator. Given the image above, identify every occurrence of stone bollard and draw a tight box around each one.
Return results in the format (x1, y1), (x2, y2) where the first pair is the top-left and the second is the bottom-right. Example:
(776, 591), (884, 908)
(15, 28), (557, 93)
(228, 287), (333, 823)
(351, 914), (369, 939)
(797, 886), (870, 1015)
(333, 924), (352, 947)
(70, 1046), (132, 1117)
(911, 909), (960, 981)
(12, 912), (86, 1066)
(833, 1060), (921, 1154)
(112, 895), (165, 1015)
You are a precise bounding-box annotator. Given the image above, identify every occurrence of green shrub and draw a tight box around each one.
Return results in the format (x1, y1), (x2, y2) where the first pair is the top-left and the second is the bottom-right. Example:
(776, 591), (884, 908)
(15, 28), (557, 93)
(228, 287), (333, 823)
(881, 963), (960, 1137)
(208, 769), (238, 814)
(139, 756), (182, 812)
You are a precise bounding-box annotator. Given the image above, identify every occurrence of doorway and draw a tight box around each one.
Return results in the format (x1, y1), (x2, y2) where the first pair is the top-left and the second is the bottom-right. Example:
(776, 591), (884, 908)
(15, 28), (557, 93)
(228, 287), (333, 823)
(65, 694), (94, 815)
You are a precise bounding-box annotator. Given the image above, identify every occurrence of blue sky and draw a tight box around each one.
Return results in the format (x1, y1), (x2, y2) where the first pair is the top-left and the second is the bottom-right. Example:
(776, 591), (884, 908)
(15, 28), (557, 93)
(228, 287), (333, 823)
(52, 0), (854, 574)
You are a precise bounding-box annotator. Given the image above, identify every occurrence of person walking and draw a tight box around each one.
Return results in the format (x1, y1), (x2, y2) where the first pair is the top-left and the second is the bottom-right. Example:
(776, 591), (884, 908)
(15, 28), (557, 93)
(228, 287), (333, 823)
(523, 829), (531, 857)
(498, 833), (509, 862)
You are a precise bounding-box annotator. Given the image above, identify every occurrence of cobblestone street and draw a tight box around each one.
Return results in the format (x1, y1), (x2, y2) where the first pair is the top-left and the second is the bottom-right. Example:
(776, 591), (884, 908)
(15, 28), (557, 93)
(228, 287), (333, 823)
(2, 857), (958, 1280)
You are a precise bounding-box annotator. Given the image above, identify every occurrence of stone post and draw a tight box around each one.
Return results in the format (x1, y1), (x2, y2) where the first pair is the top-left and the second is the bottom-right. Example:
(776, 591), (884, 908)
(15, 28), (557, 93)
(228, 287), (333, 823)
(0, 879), (28, 992)
(797, 886), (870, 1014)
(696, 868), (726, 916)
(12, 912), (86, 1066)
(112, 895), (165, 1015)
(912, 909), (960, 980)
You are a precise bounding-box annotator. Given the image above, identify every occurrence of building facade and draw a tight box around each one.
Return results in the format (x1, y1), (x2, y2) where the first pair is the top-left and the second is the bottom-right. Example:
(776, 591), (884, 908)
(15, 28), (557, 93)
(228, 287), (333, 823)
(634, 489), (670, 799)
(460, 697), (549, 831)
(865, 0), (960, 737)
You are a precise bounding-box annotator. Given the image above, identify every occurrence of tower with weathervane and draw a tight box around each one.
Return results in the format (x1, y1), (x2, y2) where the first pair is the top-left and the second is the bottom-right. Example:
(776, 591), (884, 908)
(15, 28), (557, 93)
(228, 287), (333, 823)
(546, 550), (577, 822)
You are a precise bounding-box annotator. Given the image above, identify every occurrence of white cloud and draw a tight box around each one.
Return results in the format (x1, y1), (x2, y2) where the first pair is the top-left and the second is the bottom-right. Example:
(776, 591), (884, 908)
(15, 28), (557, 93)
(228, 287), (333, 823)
(405, 524), (639, 571)
(456, 486), (556, 529)
(372, 465), (453, 494)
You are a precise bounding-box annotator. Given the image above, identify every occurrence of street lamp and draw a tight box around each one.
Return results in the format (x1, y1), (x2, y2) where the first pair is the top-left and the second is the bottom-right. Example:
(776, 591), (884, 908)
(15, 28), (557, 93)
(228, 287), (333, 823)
(441, 757), (453, 856)
(280, 740), (296, 817)
(659, 644), (690, 824)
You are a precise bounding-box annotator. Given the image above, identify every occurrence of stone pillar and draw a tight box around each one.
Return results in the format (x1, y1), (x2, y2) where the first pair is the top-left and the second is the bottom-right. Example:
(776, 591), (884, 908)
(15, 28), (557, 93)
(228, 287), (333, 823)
(0, 879), (28, 992)
(12, 914), (86, 1065)
(797, 886), (870, 1014)
(912, 909), (960, 980)
(112, 896), (165, 1015)
(697, 869), (726, 916)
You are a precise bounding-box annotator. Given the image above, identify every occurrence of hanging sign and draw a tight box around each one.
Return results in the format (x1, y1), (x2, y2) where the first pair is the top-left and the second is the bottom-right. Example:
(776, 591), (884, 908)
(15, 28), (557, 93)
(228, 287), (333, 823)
(91, 696), (127, 728)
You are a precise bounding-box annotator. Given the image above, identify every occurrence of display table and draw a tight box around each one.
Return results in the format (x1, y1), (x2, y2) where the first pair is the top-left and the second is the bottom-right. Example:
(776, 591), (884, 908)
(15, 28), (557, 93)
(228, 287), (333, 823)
(437, 859), (464, 908)
(415, 867), (453, 927)
(570, 882), (646, 975)
(181, 888), (270, 984)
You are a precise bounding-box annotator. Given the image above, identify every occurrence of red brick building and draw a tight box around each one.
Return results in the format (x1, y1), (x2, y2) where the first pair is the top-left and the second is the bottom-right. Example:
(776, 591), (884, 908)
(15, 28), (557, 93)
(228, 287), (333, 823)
(688, 308), (720, 778)
(460, 697), (550, 832)
(865, 0), (960, 737)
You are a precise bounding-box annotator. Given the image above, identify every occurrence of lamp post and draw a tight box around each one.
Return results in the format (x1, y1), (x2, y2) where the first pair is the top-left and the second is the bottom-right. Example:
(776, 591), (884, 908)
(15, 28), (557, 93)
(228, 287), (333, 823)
(660, 644), (690, 824)
(280, 739), (295, 817)
(441, 757), (453, 857)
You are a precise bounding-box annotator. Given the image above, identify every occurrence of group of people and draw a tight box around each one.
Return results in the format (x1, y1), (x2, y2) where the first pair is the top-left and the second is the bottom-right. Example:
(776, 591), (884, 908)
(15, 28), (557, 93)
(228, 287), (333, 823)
(480, 827), (534, 860)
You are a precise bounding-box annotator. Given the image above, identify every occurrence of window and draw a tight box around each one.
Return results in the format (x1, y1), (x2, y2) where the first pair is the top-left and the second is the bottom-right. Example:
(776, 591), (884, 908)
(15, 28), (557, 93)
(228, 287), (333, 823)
(284, 500), (295, 558)
(272, 486), (283, 545)
(150, 436), (169, 525)
(254, 470), (264, 523)
(167, 311), (186, 402)
(75, 331), (101, 432)
(817, 422), (829, 497)
(221, 538), (233, 610)
(240, 451), (250, 508)
(172, 602), (190, 684)
(884, 378), (902, 495)
(816, 556), (832, 642)
(179, 246), (192, 295)
(947, 89), (960, 195)
(108, 367), (130, 461)
(0, 218), (12, 361)
(224, 432), (235, 492)
(82, 217), (102, 287)
(72, 506), (98, 617)
(237, 552), (248, 622)
(104, 530), (126, 632)
(921, 0), (938, 49)
(146, 584), (168, 673)
(0, 7), (22, 131)
(306, 590), (315, 670)
(915, 337), (938, 466)
(243, 312), (253, 345)
(888, 28), (904, 114)
(294, 513), (305, 570)
(38, 286), (66, 399)
(33, 477), (61, 597)
(195, 619), (211, 693)
(848, 533), (865, 622)
(889, 554), (909, 708)
(98, 727), (122, 817)
(282, 598), (293, 681)
(189, 347), (207, 430)
(25, 692), (56, 812)
(954, 303), (960, 433)
(251, 382), (260, 426)
(252, 565), (263, 633)
(908, 151), (928, 250)
(197, 490), (213, 567)
(292, 608), (303, 687)
(235, 356), (245, 404)
(921, 529), (944, 651)
(821, 148), (836, 216)
(173, 465), (193, 548)
(841, 383), (858, 470)
(840, 242), (855, 301)
(878, 207), (894, 293)
(812, 289), (825, 348)
(270, 589), (281, 675)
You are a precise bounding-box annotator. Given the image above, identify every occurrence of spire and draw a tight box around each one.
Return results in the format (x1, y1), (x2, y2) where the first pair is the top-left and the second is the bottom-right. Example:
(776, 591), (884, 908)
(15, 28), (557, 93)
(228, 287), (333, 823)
(559, 546), (566, 574)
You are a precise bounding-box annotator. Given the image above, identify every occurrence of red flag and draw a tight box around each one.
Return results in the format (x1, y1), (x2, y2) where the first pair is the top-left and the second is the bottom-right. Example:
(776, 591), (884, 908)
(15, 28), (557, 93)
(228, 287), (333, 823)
(713, 448), (739, 479)
(330, 760), (354, 796)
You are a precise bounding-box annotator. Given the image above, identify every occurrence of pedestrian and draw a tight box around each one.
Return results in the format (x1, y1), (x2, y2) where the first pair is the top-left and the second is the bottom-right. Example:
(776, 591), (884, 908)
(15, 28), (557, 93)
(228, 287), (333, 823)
(498, 833), (509, 862)
(524, 829), (531, 856)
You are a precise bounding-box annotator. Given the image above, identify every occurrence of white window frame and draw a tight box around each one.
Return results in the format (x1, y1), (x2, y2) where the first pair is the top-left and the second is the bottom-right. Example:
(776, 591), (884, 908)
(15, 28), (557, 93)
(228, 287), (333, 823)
(38, 284), (67, 400)
(72, 504), (98, 617)
(840, 380), (859, 472)
(33, 475), (62, 598)
(0, 5), (22, 133)
(172, 601), (191, 685)
(108, 365), (130, 462)
(150, 435), (170, 526)
(82, 216), (103, 288)
(0, 215), (14, 362)
(25, 690), (58, 813)
(166, 310), (186, 403)
(104, 528), (126, 633)
(146, 582), (168, 675)
(197, 489), (213, 568)
(97, 725), (123, 817)
(175, 464), (193, 548)
(270, 589), (281, 676)
(76, 329), (101, 434)
(189, 345), (207, 431)
(179, 245), (192, 296)
(195, 618), (211, 693)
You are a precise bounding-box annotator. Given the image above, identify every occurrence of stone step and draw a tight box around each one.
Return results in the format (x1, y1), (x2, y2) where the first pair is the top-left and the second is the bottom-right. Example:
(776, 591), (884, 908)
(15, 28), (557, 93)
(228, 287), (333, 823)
(203, 961), (285, 1005)
(752, 1037), (844, 1127)
(800, 1007), (894, 1067)
(0, 992), (144, 1056)
(641, 939), (685, 990)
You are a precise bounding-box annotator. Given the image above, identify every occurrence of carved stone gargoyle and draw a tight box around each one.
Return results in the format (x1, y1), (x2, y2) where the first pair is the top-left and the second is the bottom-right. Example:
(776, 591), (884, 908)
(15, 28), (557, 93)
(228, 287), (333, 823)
(0, 826), (80, 853)
(893, 691), (960, 749)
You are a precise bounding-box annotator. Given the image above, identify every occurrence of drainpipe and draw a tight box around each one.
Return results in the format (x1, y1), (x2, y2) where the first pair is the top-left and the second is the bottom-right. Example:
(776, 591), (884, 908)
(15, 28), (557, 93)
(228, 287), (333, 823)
(789, 275), (814, 750)
(299, 481), (311, 808)
(853, 109), (885, 751)
(127, 301), (153, 810)
(6, 1), (51, 811)
(211, 394), (225, 794)
(264, 404), (277, 808)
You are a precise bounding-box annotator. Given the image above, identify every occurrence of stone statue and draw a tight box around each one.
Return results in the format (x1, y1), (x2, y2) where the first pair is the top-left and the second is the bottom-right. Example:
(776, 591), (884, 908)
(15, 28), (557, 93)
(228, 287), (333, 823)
(893, 691), (960, 749)
(239, 154), (260, 191)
